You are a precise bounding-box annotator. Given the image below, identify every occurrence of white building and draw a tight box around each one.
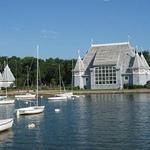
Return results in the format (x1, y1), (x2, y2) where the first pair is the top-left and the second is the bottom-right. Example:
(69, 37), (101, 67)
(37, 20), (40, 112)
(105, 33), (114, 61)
(74, 42), (150, 89)
(0, 64), (15, 88)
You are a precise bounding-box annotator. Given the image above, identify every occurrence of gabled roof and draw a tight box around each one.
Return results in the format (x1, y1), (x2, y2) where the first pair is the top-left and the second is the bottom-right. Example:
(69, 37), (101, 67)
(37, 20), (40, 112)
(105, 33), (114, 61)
(140, 53), (149, 69)
(132, 52), (144, 69)
(83, 42), (134, 71)
(2, 64), (15, 81)
(83, 47), (97, 70)
(93, 42), (131, 66)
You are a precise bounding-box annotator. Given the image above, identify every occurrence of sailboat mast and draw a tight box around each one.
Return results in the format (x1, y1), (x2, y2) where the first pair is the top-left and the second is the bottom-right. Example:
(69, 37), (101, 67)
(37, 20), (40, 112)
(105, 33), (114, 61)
(27, 66), (29, 91)
(4, 61), (8, 97)
(71, 59), (73, 92)
(37, 45), (39, 106)
(5, 61), (8, 98)
(59, 65), (61, 94)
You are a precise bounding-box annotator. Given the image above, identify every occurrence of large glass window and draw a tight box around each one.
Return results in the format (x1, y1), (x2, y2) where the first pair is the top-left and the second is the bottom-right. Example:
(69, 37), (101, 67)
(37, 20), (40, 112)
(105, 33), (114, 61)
(95, 66), (116, 85)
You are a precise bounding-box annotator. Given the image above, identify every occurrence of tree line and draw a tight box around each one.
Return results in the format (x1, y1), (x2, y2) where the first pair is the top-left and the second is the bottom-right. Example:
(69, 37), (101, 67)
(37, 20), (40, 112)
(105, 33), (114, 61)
(0, 56), (76, 90)
(0, 50), (150, 90)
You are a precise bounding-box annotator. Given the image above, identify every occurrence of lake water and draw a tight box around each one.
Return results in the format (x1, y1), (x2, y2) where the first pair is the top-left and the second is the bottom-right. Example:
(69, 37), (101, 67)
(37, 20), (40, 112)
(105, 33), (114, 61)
(0, 94), (150, 150)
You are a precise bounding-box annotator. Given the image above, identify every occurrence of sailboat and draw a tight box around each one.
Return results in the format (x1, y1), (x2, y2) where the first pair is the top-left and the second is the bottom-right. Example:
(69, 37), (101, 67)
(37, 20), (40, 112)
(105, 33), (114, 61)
(0, 64), (14, 131)
(0, 64), (15, 105)
(15, 66), (36, 100)
(16, 46), (45, 115)
(0, 118), (13, 132)
(15, 93), (36, 100)
(48, 65), (73, 100)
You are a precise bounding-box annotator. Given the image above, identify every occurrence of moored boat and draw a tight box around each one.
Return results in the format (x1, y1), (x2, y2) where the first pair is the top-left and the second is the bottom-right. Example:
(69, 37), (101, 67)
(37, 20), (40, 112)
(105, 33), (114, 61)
(15, 93), (36, 100)
(15, 46), (45, 115)
(0, 118), (13, 132)
(0, 99), (15, 105)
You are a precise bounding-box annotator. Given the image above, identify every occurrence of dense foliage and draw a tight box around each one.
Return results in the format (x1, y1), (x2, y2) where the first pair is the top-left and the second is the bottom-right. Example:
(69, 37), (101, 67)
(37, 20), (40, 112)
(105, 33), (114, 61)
(1, 50), (150, 90)
(0, 56), (76, 89)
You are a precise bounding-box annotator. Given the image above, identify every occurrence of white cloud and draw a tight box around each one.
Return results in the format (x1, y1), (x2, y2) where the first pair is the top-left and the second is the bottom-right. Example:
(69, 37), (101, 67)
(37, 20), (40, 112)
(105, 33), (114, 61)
(40, 29), (58, 39)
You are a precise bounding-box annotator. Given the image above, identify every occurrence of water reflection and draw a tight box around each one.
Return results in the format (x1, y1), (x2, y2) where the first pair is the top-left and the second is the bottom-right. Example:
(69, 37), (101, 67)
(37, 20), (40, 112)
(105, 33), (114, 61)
(0, 130), (14, 149)
(0, 94), (150, 149)
(13, 103), (45, 150)
(73, 94), (150, 149)
(0, 104), (15, 119)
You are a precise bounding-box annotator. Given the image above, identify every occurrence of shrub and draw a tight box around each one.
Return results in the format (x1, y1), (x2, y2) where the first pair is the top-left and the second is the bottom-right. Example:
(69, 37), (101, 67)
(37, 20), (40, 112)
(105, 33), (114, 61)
(124, 84), (145, 89)
(145, 81), (150, 88)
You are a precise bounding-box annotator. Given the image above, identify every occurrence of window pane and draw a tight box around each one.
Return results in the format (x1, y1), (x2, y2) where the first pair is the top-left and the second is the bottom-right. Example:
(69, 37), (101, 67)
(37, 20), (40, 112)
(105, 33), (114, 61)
(94, 66), (116, 85)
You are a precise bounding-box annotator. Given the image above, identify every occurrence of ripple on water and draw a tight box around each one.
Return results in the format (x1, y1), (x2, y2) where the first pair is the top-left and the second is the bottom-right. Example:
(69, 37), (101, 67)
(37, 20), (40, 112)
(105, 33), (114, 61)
(0, 94), (150, 149)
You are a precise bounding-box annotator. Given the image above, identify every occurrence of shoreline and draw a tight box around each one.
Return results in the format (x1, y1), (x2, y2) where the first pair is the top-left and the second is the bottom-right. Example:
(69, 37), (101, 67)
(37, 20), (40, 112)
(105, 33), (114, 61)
(1, 89), (150, 97)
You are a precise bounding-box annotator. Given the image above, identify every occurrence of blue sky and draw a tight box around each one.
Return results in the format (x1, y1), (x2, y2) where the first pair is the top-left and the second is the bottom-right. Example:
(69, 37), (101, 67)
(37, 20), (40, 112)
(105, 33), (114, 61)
(0, 0), (149, 59)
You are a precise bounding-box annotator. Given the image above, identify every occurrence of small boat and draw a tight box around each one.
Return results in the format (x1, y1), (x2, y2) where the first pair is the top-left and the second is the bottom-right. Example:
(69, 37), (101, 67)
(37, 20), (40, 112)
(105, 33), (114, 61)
(15, 46), (45, 115)
(0, 118), (13, 132)
(48, 96), (67, 100)
(71, 95), (80, 98)
(16, 106), (45, 115)
(15, 66), (36, 100)
(0, 63), (14, 132)
(0, 96), (7, 100)
(0, 99), (15, 105)
(15, 93), (36, 100)
(48, 65), (73, 100)
(56, 92), (73, 98)
(48, 92), (73, 100)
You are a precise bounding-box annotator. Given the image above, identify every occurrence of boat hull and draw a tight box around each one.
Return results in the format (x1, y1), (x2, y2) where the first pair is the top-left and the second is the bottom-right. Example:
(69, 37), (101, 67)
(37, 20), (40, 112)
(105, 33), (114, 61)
(0, 96), (7, 100)
(56, 92), (73, 98)
(48, 96), (67, 100)
(0, 99), (15, 105)
(16, 106), (45, 115)
(0, 118), (13, 132)
(71, 95), (80, 98)
(15, 94), (36, 100)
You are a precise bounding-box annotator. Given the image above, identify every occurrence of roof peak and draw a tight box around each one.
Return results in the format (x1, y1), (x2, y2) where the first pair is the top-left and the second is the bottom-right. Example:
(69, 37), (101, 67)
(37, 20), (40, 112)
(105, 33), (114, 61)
(91, 42), (130, 47)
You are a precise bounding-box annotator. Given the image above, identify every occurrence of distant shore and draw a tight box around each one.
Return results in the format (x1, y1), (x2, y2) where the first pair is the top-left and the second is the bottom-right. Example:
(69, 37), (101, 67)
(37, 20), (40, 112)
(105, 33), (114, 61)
(1, 88), (150, 98)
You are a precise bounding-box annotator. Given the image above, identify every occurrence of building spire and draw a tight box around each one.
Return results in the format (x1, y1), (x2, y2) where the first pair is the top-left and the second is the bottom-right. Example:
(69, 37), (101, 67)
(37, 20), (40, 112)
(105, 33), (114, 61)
(140, 51), (150, 69)
(136, 45), (138, 51)
(127, 34), (130, 43)
(74, 50), (85, 72)
(78, 50), (81, 60)
(132, 52), (144, 69)
(90, 38), (94, 46)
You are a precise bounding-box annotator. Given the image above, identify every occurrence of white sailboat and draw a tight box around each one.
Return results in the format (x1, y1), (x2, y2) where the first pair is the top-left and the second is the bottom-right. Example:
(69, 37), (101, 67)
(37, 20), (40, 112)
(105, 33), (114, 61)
(15, 93), (36, 100)
(15, 66), (36, 100)
(0, 118), (13, 132)
(16, 46), (45, 115)
(0, 64), (14, 132)
(0, 64), (15, 105)
(0, 99), (14, 105)
(55, 80), (73, 98)
(48, 65), (73, 100)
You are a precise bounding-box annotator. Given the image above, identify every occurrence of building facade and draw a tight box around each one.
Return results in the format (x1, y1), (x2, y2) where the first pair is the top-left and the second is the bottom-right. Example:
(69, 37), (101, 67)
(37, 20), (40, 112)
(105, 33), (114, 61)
(73, 42), (150, 89)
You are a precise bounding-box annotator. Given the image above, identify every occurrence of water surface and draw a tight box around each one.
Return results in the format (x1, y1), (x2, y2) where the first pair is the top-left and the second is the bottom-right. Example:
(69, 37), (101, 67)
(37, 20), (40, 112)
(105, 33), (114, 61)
(0, 94), (150, 150)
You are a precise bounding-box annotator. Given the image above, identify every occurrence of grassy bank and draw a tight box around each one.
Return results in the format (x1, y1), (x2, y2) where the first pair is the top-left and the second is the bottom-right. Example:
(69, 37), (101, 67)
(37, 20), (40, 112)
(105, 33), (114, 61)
(1, 88), (150, 98)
